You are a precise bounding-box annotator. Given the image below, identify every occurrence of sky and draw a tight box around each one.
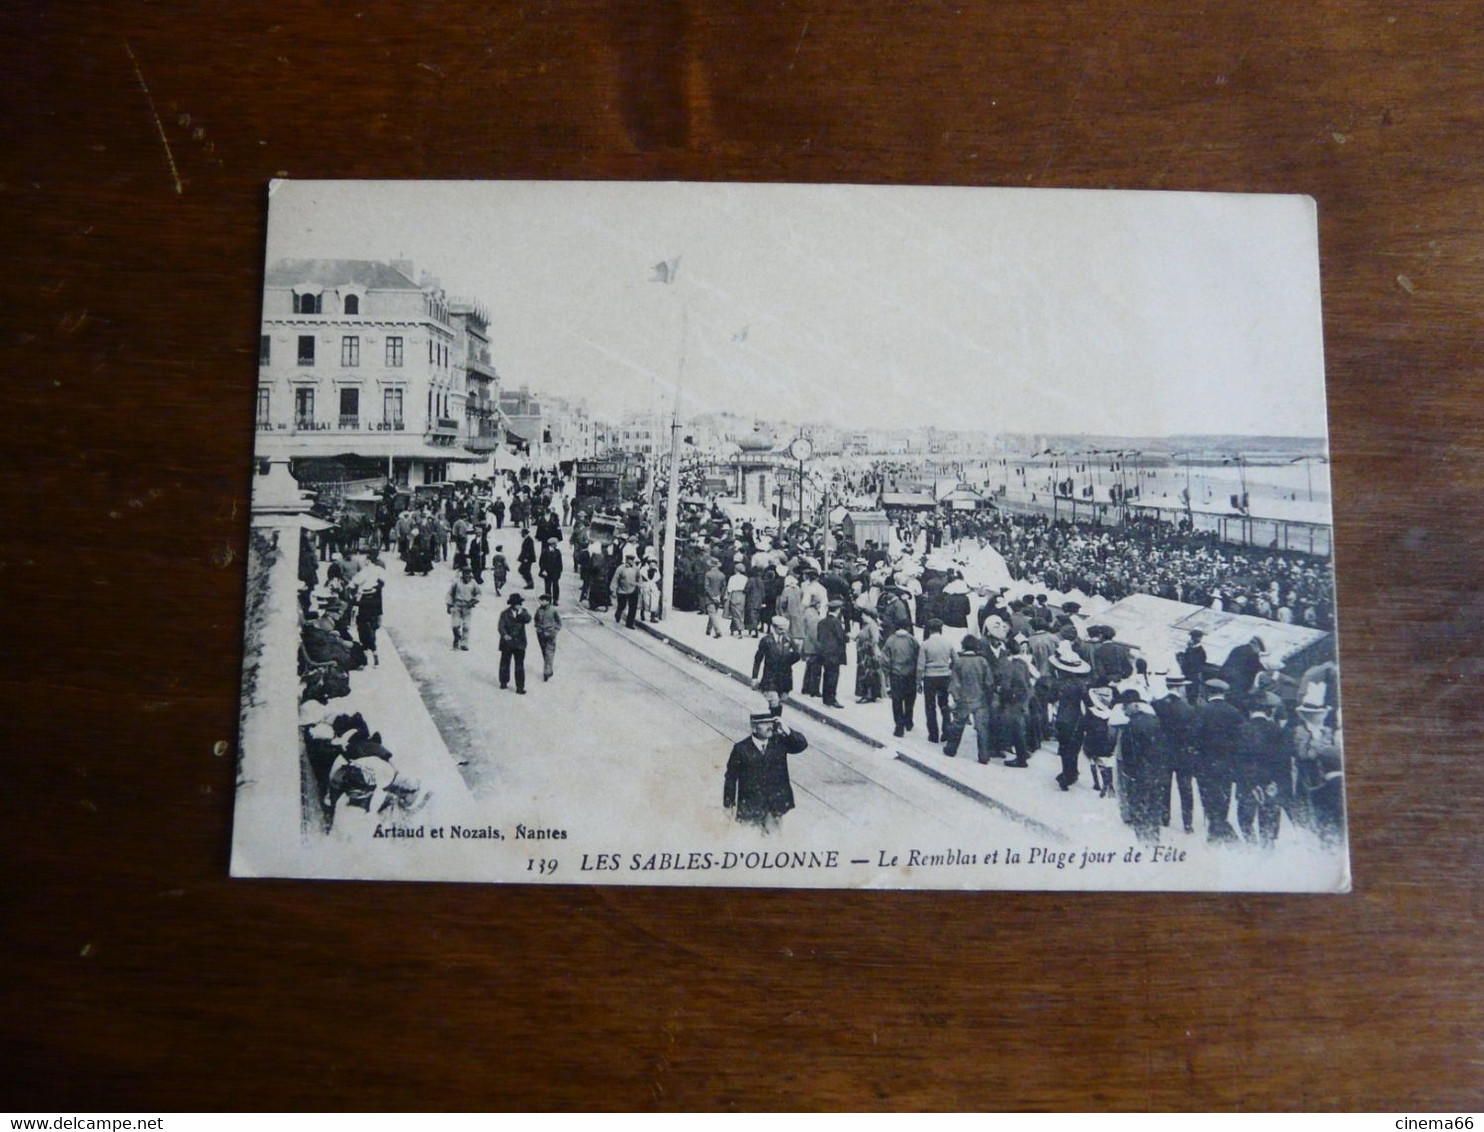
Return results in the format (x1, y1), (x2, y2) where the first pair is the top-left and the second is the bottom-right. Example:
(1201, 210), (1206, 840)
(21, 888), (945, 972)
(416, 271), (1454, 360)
(265, 180), (1331, 438)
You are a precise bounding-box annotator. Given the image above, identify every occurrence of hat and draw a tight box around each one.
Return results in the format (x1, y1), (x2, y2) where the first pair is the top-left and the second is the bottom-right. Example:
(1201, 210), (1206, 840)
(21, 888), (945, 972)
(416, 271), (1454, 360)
(1050, 641), (1091, 674)
(1061, 601), (1082, 614)
(1116, 688), (1144, 705)
(771, 615), (790, 630)
(1188, 629), (1204, 640)
(983, 615), (1009, 641)
(507, 593), (524, 605)
(828, 598), (844, 609)
(1204, 678), (1230, 693)
(1251, 636), (1267, 651)
(961, 633), (980, 651)
(749, 712), (777, 726)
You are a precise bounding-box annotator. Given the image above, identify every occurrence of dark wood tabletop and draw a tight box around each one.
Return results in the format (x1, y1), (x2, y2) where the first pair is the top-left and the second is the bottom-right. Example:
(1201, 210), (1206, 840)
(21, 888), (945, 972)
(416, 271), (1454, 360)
(3, 1), (1480, 1112)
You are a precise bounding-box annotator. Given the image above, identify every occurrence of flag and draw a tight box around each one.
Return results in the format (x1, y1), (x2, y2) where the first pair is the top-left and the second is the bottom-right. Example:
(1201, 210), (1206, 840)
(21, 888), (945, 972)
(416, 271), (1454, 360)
(650, 257), (681, 284)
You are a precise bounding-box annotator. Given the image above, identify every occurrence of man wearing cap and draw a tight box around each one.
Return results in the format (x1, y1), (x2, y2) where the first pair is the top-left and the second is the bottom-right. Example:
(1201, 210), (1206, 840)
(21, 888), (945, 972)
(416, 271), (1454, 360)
(445, 565), (481, 651)
(776, 571), (804, 648)
(881, 586), (914, 639)
(1112, 688), (1166, 844)
(517, 529), (537, 590)
(497, 593), (532, 694)
(1177, 630), (1208, 705)
(882, 621), (921, 739)
(724, 713), (810, 831)
(751, 616), (800, 717)
(1150, 674), (1199, 834)
(534, 593), (562, 682)
(1232, 694), (1289, 847)
(613, 554), (641, 629)
(538, 537), (564, 603)
(1091, 625), (1134, 684)
(944, 634), (996, 763)
(917, 618), (955, 744)
(702, 557), (728, 639)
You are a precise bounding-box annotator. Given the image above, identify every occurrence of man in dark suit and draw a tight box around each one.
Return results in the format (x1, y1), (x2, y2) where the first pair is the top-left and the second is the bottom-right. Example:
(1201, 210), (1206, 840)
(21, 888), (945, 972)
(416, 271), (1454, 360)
(1220, 636), (1267, 696)
(751, 616), (800, 717)
(537, 537), (564, 603)
(724, 714), (810, 831)
(517, 529), (537, 590)
(1177, 630), (1208, 704)
(1192, 678), (1244, 841)
(815, 600), (850, 709)
(1233, 694), (1289, 847)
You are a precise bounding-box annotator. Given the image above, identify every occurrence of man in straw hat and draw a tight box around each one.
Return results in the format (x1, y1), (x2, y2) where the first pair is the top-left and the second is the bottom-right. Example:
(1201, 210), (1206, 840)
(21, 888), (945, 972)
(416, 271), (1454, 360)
(1047, 640), (1092, 790)
(724, 713), (809, 832)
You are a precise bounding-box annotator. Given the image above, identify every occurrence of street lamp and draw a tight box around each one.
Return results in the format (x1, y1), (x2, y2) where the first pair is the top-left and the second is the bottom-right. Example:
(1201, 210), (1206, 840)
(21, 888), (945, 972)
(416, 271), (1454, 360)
(788, 435), (813, 541)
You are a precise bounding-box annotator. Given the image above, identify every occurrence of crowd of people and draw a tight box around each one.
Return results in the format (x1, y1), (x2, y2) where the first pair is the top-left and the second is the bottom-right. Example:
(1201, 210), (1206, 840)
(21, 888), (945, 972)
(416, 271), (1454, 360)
(923, 507), (1337, 630)
(651, 484), (1343, 850)
(292, 467), (577, 829)
(289, 450), (1343, 850)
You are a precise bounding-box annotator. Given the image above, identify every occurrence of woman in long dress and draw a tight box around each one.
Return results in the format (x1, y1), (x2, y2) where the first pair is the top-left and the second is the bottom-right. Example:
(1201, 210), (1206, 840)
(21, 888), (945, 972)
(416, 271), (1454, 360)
(854, 610), (884, 704)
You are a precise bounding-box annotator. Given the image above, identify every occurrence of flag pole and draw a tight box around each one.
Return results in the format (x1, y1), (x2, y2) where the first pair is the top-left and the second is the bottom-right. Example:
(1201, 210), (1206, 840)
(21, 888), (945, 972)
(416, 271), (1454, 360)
(660, 301), (685, 622)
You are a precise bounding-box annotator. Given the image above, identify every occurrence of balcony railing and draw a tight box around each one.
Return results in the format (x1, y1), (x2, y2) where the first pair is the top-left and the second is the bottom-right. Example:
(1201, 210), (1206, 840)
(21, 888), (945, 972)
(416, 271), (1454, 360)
(297, 355), (315, 366)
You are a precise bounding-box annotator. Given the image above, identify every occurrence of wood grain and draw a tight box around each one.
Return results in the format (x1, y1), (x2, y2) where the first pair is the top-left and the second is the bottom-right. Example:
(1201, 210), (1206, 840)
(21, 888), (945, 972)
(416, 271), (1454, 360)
(1, 1), (1479, 1111)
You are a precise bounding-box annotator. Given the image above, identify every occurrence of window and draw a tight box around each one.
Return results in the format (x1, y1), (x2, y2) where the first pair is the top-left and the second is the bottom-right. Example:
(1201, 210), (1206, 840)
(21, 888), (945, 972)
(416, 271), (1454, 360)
(338, 387), (359, 428)
(293, 292), (321, 315)
(343, 294), (359, 315)
(297, 335), (315, 365)
(294, 387), (315, 428)
(429, 340), (434, 364)
(383, 388), (403, 429)
(259, 335), (271, 365)
(386, 336), (403, 367)
(341, 336), (359, 367)
(256, 388), (271, 425)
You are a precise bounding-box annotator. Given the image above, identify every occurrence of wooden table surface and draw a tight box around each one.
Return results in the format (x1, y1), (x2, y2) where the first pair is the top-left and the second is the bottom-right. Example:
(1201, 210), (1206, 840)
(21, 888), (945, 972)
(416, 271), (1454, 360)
(3, 1), (1480, 1112)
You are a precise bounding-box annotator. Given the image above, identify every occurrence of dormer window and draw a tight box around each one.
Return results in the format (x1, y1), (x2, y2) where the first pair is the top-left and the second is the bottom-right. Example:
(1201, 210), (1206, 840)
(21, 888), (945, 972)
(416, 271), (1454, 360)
(344, 294), (359, 315)
(293, 291), (321, 314)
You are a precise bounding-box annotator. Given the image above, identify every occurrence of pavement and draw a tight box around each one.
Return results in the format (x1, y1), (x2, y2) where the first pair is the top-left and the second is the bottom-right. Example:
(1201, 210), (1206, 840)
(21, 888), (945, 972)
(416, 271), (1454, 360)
(634, 604), (1136, 846)
(373, 545), (1048, 858)
(635, 605), (1350, 889)
(309, 535), (1346, 890)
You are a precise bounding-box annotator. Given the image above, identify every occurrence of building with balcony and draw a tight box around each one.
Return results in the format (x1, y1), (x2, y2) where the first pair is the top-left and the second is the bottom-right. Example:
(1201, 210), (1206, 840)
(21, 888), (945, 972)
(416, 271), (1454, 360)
(256, 258), (484, 491)
(450, 299), (503, 456)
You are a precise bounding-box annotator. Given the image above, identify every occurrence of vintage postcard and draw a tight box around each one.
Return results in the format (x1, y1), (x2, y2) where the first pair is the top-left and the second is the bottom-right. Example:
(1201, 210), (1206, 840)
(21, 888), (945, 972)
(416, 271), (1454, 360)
(232, 180), (1348, 891)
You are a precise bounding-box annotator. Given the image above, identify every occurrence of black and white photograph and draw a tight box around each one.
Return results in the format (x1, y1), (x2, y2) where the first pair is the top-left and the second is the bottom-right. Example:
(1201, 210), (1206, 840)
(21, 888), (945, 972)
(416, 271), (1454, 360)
(233, 179), (1348, 891)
